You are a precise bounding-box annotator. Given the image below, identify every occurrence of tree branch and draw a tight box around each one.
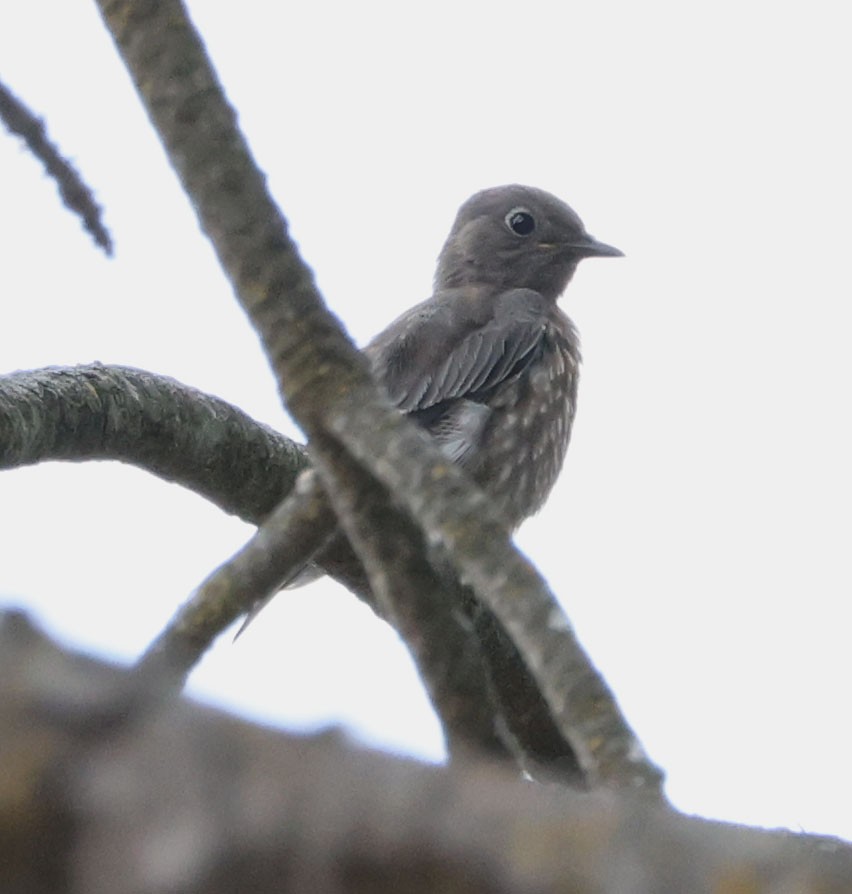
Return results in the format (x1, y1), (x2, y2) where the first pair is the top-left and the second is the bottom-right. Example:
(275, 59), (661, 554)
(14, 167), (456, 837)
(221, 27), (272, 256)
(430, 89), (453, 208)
(95, 0), (661, 792)
(306, 431), (513, 762)
(0, 78), (112, 255)
(3, 612), (850, 894)
(139, 469), (340, 678)
(0, 363), (306, 522)
(0, 361), (591, 777)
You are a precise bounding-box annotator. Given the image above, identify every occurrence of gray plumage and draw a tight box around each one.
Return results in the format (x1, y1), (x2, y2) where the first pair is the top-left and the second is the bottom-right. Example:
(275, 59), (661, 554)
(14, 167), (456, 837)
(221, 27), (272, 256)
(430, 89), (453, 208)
(366, 184), (622, 528)
(238, 185), (621, 630)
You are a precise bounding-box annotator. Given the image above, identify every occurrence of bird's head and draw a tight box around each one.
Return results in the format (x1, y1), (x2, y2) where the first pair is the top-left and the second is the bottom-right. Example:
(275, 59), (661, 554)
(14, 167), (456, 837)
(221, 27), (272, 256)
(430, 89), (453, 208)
(435, 185), (622, 301)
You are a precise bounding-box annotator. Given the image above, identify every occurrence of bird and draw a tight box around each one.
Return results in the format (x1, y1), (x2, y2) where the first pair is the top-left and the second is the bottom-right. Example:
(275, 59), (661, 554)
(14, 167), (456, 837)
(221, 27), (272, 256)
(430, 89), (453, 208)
(237, 185), (621, 632)
(364, 184), (622, 529)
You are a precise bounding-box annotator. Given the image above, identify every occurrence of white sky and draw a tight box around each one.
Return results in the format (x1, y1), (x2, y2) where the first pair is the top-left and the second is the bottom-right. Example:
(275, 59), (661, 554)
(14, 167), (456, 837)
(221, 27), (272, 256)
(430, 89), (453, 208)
(2, 1), (851, 840)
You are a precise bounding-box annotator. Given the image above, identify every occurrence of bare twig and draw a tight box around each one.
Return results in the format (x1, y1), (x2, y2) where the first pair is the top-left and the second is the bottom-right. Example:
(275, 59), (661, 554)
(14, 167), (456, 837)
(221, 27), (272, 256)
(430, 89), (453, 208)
(0, 78), (112, 254)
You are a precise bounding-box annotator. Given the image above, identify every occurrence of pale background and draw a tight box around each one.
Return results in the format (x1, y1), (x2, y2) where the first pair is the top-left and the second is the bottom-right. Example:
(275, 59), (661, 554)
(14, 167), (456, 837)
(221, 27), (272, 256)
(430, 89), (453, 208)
(2, 1), (851, 839)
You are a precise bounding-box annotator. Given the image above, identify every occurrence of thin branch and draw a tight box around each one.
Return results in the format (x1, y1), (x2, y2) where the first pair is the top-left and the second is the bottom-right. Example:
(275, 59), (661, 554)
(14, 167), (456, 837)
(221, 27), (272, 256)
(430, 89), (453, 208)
(141, 456), (514, 763)
(307, 431), (512, 762)
(138, 469), (338, 682)
(0, 78), (112, 255)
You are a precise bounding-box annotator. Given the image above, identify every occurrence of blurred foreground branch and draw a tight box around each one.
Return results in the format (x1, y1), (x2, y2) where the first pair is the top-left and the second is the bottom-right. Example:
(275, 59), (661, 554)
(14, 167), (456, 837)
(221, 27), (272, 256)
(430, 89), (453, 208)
(2, 611), (850, 894)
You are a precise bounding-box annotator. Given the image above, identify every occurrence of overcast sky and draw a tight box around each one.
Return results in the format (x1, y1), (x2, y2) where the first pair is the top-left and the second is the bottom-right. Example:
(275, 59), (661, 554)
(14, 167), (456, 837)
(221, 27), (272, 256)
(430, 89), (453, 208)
(2, 1), (851, 840)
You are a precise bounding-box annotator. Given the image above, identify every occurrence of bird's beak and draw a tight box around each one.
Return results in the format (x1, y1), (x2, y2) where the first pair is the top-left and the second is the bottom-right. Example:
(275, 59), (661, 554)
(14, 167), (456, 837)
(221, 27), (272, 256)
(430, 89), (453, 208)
(571, 233), (624, 258)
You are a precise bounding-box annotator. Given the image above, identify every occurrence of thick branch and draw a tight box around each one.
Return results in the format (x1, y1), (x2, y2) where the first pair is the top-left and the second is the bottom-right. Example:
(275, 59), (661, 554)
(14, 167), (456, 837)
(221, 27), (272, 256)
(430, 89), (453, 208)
(4, 612), (851, 894)
(0, 364), (377, 600)
(0, 364), (306, 522)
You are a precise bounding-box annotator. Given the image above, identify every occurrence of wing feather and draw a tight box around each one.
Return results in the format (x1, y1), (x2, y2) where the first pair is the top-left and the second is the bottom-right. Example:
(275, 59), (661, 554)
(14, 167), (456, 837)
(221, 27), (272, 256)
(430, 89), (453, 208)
(367, 288), (550, 413)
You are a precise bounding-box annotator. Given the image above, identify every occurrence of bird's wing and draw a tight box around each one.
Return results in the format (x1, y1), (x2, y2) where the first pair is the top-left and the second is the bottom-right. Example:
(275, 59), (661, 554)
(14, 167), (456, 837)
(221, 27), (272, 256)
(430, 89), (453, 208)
(366, 288), (551, 413)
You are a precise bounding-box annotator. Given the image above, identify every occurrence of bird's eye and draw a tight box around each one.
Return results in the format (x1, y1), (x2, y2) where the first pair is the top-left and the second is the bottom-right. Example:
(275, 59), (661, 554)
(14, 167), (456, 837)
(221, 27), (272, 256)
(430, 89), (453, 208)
(505, 208), (536, 236)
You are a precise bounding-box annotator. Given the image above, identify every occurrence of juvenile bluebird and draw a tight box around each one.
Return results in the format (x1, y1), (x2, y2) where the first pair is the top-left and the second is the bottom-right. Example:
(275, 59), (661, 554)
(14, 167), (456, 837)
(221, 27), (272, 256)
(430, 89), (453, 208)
(239, 185), (621, 629)
(366, 184), (622, 528)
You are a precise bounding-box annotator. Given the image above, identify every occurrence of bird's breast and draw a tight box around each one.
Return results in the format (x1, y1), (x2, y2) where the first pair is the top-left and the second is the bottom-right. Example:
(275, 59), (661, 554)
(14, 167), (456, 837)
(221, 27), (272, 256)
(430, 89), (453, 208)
(464, 324), (580, 528)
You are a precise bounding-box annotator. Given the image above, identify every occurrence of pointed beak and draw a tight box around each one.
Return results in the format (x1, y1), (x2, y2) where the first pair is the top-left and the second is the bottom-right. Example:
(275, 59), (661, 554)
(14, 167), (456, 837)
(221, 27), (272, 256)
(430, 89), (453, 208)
(571, 233), (624, 258)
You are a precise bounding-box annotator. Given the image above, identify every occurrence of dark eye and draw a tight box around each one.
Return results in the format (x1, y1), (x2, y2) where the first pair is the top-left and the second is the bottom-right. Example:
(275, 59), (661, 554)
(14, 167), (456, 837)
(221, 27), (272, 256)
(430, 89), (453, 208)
(505, 208), (536, 236)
